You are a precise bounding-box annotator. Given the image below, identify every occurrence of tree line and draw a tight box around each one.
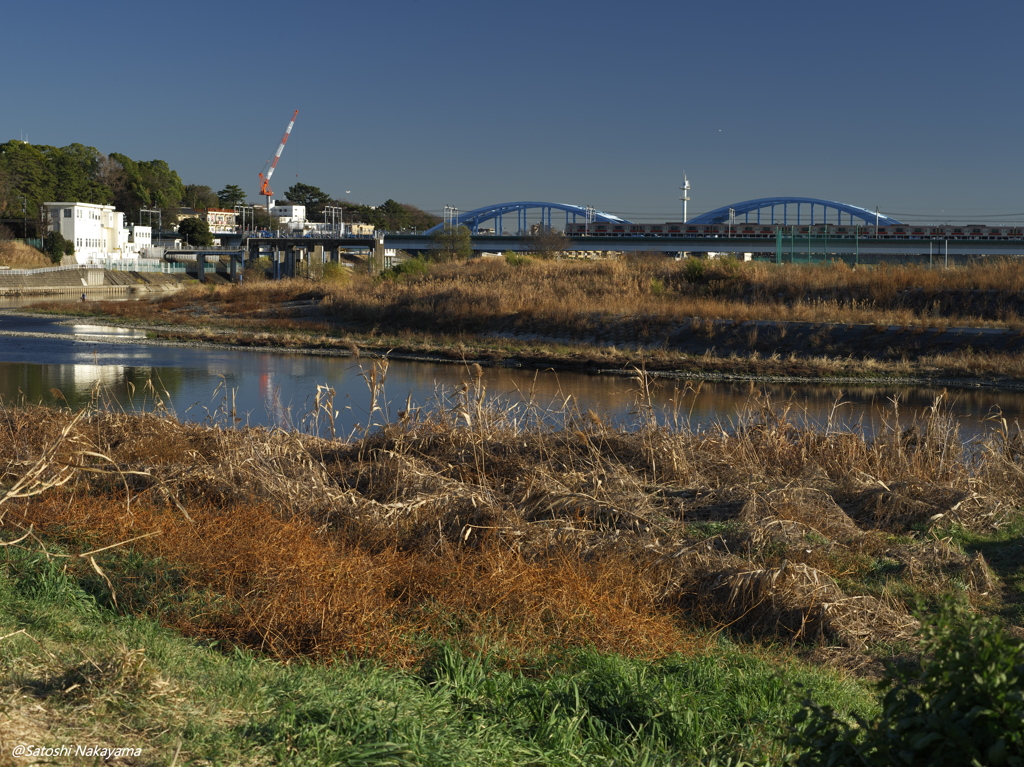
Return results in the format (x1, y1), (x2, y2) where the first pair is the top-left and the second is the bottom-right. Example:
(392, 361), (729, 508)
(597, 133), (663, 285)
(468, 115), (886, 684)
(0, 141), (439, 240)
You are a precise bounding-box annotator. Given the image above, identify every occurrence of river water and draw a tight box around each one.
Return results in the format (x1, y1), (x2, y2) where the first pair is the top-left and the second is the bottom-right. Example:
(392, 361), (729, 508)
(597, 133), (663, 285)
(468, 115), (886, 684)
(0, 310), (1021, 441)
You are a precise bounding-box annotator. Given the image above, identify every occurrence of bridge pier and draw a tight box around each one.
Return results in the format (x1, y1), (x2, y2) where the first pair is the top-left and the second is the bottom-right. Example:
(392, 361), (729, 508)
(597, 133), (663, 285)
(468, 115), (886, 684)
(196, 253), (206, 283)
(370, 233), (385, 276)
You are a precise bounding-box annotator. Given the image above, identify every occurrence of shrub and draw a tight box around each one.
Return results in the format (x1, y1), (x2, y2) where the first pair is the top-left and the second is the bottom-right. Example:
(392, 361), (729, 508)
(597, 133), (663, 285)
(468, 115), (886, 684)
(789, 599), (1024, 766)
(242, 257), (273, 282)
(683, 257), (707, 284)
(321, 262), (352, 285)
(504, 252), (530, 267)
(383, 256), (431, 280)
(44, 231), (71, 263)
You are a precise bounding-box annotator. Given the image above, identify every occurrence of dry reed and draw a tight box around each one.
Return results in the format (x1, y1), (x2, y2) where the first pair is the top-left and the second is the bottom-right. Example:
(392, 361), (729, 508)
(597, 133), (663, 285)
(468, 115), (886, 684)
(1, 381), (1020, 668)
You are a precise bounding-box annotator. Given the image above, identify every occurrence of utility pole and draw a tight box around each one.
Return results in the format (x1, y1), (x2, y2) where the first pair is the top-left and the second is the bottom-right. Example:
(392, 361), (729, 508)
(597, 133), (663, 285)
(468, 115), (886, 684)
(140, 208), (162, 244)
(444, 205), (459, 231)
(234, 205), (254, 235)
(324, 206), (345, 235)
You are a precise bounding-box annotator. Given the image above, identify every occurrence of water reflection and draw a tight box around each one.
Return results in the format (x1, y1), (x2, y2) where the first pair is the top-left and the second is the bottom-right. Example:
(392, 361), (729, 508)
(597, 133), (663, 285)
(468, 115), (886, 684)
(0, 312), (1020, 439)
(60, 324), (150, 338)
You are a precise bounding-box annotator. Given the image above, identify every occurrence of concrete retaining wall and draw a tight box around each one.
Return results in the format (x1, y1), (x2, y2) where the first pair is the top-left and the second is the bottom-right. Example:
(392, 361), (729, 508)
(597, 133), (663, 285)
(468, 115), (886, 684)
(0, 268), (185, 297)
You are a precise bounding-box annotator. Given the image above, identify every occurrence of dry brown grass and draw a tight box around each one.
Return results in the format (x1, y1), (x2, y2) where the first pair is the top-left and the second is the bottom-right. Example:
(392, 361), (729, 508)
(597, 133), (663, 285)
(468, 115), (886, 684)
(45, 258), (1024, 388)
(64, 256), (1024, 335)
(0, 240), (51, 269)
(1, 384), (1021, 668)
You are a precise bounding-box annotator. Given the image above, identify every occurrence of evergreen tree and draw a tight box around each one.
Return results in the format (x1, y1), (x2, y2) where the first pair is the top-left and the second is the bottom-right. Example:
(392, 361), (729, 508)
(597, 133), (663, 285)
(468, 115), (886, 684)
(178, 217), (214, 246)
(217, 184), (247, 208)
(285, 182), (333, 220)
(182, 184), (218, 210)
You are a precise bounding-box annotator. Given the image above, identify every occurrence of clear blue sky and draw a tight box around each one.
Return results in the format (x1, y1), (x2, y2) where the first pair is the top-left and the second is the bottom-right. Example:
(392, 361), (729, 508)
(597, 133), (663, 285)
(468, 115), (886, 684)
(6, 0), (1023, 223)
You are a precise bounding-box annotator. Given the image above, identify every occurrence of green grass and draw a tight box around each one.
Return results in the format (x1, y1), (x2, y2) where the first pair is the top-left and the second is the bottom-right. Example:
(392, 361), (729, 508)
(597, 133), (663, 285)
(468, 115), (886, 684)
(942, 510), (1024, 622)
(0, 543), (876, 765)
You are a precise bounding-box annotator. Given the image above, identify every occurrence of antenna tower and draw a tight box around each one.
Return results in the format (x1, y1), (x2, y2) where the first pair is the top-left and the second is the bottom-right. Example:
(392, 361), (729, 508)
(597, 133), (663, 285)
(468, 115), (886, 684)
(679, 172), (691, 223)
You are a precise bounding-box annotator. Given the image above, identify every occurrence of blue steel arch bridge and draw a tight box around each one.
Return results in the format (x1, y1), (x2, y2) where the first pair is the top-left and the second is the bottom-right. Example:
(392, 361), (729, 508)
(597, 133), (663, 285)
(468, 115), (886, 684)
(422, 201), (630, 235)
(422, 197), (904, 234)
(685, 197), (904, 227)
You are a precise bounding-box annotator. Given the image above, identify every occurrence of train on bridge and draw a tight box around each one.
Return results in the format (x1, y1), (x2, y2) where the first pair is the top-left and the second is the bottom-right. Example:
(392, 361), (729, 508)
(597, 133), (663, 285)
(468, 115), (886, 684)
(564, 222), (1024, 240)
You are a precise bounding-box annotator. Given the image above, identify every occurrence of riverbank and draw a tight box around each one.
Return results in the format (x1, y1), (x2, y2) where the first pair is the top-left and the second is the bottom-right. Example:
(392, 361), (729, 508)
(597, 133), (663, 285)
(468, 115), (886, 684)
(24, 255), (1024, 391)
(1, 388), (1022, 763)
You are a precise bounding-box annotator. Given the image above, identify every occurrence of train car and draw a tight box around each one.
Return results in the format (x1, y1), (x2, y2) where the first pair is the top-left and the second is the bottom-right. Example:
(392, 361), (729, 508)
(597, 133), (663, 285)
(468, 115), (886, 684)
(564, 221), (1023, 240)
(833, 226), (859, 237)
(733, 224), (775, 237)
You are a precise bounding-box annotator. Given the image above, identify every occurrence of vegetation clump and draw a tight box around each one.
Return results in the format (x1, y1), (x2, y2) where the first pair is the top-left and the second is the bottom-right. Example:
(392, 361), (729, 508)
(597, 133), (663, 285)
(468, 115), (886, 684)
(791, 600), (1024, 766)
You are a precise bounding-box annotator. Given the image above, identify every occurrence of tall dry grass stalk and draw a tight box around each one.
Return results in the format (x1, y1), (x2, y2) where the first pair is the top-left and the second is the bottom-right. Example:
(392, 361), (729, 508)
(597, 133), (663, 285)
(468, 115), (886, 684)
(1, 382), (1019, 666)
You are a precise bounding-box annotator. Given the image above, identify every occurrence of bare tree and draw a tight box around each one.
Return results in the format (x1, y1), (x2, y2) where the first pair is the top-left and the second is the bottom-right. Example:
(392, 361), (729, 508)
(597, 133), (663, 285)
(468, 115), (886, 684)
(95, 154), (128, 211)
(528, 226), (569, 260)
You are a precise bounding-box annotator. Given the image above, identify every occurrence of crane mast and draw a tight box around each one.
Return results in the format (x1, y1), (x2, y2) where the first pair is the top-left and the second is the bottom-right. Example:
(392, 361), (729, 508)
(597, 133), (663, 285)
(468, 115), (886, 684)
(258, 109), (299, 215)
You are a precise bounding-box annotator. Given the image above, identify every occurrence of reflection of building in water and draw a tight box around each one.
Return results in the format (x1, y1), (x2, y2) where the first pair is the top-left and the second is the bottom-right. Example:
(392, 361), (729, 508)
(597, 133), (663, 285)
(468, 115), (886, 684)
(59, 364), (127, 394)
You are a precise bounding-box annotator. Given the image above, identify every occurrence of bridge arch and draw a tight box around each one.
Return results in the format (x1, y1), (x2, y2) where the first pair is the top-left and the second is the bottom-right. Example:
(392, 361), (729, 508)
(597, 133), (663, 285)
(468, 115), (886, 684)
(423, 202), (631, 235)
(686, 197), (904, 227)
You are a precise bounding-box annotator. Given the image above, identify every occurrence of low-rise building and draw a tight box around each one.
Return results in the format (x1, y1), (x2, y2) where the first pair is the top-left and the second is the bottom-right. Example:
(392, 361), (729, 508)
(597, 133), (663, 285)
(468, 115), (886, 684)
(43, 202), (149, 263)
(203, 208), (236, 234)
(348, 222), (375, 236)
(129, 224), (152, 252)
(270, 202), (306, 229)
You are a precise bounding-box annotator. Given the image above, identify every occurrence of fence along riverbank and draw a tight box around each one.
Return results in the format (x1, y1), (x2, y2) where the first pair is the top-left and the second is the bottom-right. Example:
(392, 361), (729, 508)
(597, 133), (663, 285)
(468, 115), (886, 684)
(0, 262), (186, 297)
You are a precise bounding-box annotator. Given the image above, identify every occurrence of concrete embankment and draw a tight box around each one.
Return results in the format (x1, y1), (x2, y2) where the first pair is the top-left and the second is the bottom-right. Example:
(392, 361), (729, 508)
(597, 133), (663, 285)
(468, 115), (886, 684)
(0, 267), (186, 298)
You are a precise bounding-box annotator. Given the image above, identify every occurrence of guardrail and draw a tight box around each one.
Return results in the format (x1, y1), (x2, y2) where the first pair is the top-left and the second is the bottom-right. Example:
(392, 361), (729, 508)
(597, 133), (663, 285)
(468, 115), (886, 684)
(0, 260), (188, 276)
(0, 264), (99, 276)
(93, 259), (187, 273)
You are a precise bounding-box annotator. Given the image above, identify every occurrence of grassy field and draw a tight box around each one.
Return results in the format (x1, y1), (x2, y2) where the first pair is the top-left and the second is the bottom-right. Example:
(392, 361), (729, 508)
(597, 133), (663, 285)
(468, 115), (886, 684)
(45, 255), (1024, 385)
(0, 370), (1022, 763)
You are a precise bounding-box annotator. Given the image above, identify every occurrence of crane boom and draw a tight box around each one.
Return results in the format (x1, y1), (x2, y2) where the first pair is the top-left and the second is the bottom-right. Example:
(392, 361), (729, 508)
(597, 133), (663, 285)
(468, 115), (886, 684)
(258, 109), (299, 203)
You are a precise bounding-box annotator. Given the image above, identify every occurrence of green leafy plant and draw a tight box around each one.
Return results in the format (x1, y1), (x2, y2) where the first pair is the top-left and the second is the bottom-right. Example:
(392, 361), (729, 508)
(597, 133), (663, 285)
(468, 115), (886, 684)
(382, 256), (431, 280)
(504, 252), (530, 267)
(789, 599), (1024, 766)
(683, 257), (707, 284)
(321, 261), (351, 285)
(43, 231), (72, 263)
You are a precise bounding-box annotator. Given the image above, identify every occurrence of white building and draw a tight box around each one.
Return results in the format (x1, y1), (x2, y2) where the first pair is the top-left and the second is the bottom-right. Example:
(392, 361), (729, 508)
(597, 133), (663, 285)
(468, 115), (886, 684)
(269, 201), (341, 235)
(44, 202), (149, 263)
(129, 224), (152, 252)
(270, 202), (306, 228)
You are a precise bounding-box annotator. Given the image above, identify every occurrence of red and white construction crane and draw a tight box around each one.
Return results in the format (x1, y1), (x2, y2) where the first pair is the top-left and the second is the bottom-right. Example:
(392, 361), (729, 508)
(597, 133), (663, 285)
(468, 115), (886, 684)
(258, 109), (299, 214)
